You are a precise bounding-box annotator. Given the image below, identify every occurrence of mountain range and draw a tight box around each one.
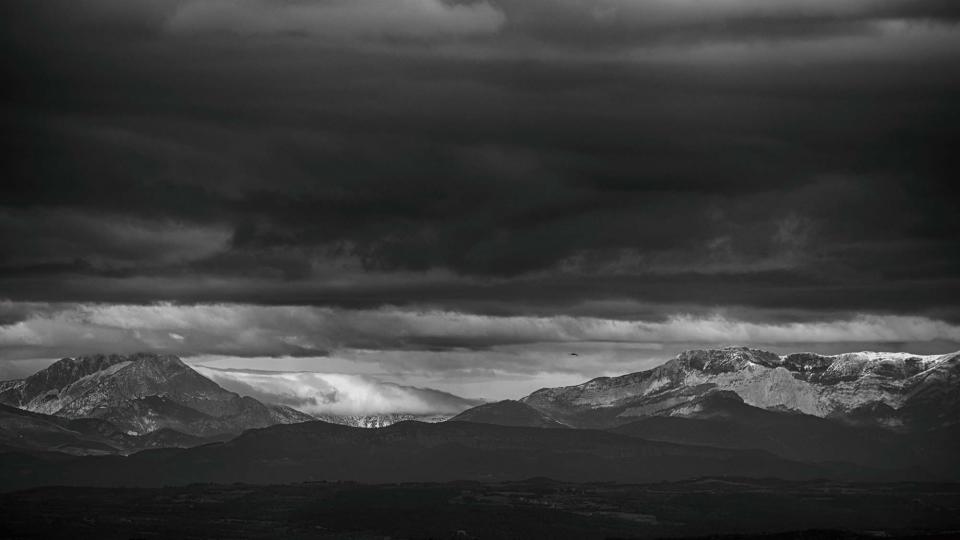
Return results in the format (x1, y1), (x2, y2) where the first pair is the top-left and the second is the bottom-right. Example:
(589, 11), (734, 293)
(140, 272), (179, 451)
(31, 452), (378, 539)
(466, 347), (960, 432)
(1, 347), (958, 491)
(0, 416), (885, 492)
(0, 353), (314, 450)
(0, 353), (472, 454)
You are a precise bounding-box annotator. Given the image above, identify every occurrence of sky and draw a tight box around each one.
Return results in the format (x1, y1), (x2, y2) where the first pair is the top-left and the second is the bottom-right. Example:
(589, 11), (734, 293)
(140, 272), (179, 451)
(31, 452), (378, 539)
(1, 1), (958, 408)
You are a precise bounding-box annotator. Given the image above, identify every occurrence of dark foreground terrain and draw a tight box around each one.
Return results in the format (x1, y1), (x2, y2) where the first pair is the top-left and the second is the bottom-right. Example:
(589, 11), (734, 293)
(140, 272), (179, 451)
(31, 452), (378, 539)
(2, 479), (959, 540)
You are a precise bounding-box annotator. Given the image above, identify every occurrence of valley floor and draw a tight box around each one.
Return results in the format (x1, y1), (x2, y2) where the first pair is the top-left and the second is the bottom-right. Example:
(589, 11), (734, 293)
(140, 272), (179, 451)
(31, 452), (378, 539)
(2, 479), (959, 539)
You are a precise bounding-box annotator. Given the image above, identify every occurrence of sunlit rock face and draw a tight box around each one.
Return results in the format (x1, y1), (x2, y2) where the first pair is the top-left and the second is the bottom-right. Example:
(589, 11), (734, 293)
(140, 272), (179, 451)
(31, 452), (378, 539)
(0, 354), (314, 436)
(518, 347), (959, 430)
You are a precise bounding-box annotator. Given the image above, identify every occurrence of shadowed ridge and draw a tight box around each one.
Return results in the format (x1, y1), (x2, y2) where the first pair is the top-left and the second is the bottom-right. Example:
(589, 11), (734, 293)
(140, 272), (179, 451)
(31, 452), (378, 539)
(610, 389), (931, 470)
(450, 400), (568, 428)
(0, 416), (892, 491)
(0, 402), (215, 455)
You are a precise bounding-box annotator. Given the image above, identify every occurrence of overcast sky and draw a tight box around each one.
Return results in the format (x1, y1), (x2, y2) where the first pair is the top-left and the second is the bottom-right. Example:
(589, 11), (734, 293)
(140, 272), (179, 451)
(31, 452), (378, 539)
(1, 1), (958, 401)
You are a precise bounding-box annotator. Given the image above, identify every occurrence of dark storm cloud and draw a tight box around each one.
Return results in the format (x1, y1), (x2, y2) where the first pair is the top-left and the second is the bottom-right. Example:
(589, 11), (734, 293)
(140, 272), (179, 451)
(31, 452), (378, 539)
(1, 0), (958, 326)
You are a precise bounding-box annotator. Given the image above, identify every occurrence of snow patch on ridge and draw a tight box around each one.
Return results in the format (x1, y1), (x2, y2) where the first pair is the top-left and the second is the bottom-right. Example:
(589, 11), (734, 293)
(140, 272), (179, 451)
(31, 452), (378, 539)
(519, 347), (960, 426)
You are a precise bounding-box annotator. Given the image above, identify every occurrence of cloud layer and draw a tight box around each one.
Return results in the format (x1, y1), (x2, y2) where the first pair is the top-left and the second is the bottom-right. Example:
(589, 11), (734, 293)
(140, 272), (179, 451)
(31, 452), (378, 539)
(193, 365), (480, 416)
(2, 301), (958, 399)
(167, 0), (505, 39)
(2, 301), (958, 358)
(13, 0), (958, 47)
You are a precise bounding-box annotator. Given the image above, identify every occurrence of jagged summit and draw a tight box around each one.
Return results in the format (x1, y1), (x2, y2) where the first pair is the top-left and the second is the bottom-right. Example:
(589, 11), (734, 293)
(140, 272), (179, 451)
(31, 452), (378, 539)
(0, 352), (314, 437)
(17, 354), (132, 397)
(676, 346), (782, 371)
(780, 350), (949, 384)
(12, 353), (193, 402)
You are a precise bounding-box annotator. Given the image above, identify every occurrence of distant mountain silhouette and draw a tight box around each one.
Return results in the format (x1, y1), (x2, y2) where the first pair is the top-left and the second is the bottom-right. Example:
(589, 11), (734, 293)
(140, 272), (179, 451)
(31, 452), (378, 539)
(450, 400), (568, 428)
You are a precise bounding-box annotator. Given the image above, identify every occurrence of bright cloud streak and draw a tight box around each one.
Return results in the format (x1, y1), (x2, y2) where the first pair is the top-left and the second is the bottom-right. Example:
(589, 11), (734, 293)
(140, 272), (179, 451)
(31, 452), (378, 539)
(194, 365), (480, 416)
(2, 301), (960, 360)
(166, 0), (506, 39)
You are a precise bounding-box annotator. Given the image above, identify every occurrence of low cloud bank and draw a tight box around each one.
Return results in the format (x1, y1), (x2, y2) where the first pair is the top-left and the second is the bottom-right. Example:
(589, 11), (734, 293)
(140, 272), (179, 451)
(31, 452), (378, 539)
(167, 0), (506, 40)
(1, 301), (959, 362)
(194, 365), (480, 416)
(3, 301), (958, 400)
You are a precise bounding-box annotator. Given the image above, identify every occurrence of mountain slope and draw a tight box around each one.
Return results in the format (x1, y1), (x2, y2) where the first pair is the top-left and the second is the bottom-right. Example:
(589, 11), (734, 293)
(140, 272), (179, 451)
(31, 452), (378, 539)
(0, 354), (314, 437)
(449, 400), (568, 428)
(608, 390), (929, 469)
(517, 347), (960, 430)
(0, 420), (889, 491)
(0, 403), (120, 455)
(0, 403), (219, 455)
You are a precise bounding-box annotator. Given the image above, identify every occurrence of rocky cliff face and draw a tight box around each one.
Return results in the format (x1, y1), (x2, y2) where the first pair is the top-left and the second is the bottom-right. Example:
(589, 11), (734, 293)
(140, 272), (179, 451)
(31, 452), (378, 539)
(0, 354), (315, 437)
(518, 347), (960, 430)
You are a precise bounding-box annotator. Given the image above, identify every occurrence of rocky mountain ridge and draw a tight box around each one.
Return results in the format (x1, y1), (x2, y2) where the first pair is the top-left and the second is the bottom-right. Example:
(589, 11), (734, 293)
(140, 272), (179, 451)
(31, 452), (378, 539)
(516, 347), (960, 430)
(0, 353), (314, 437)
